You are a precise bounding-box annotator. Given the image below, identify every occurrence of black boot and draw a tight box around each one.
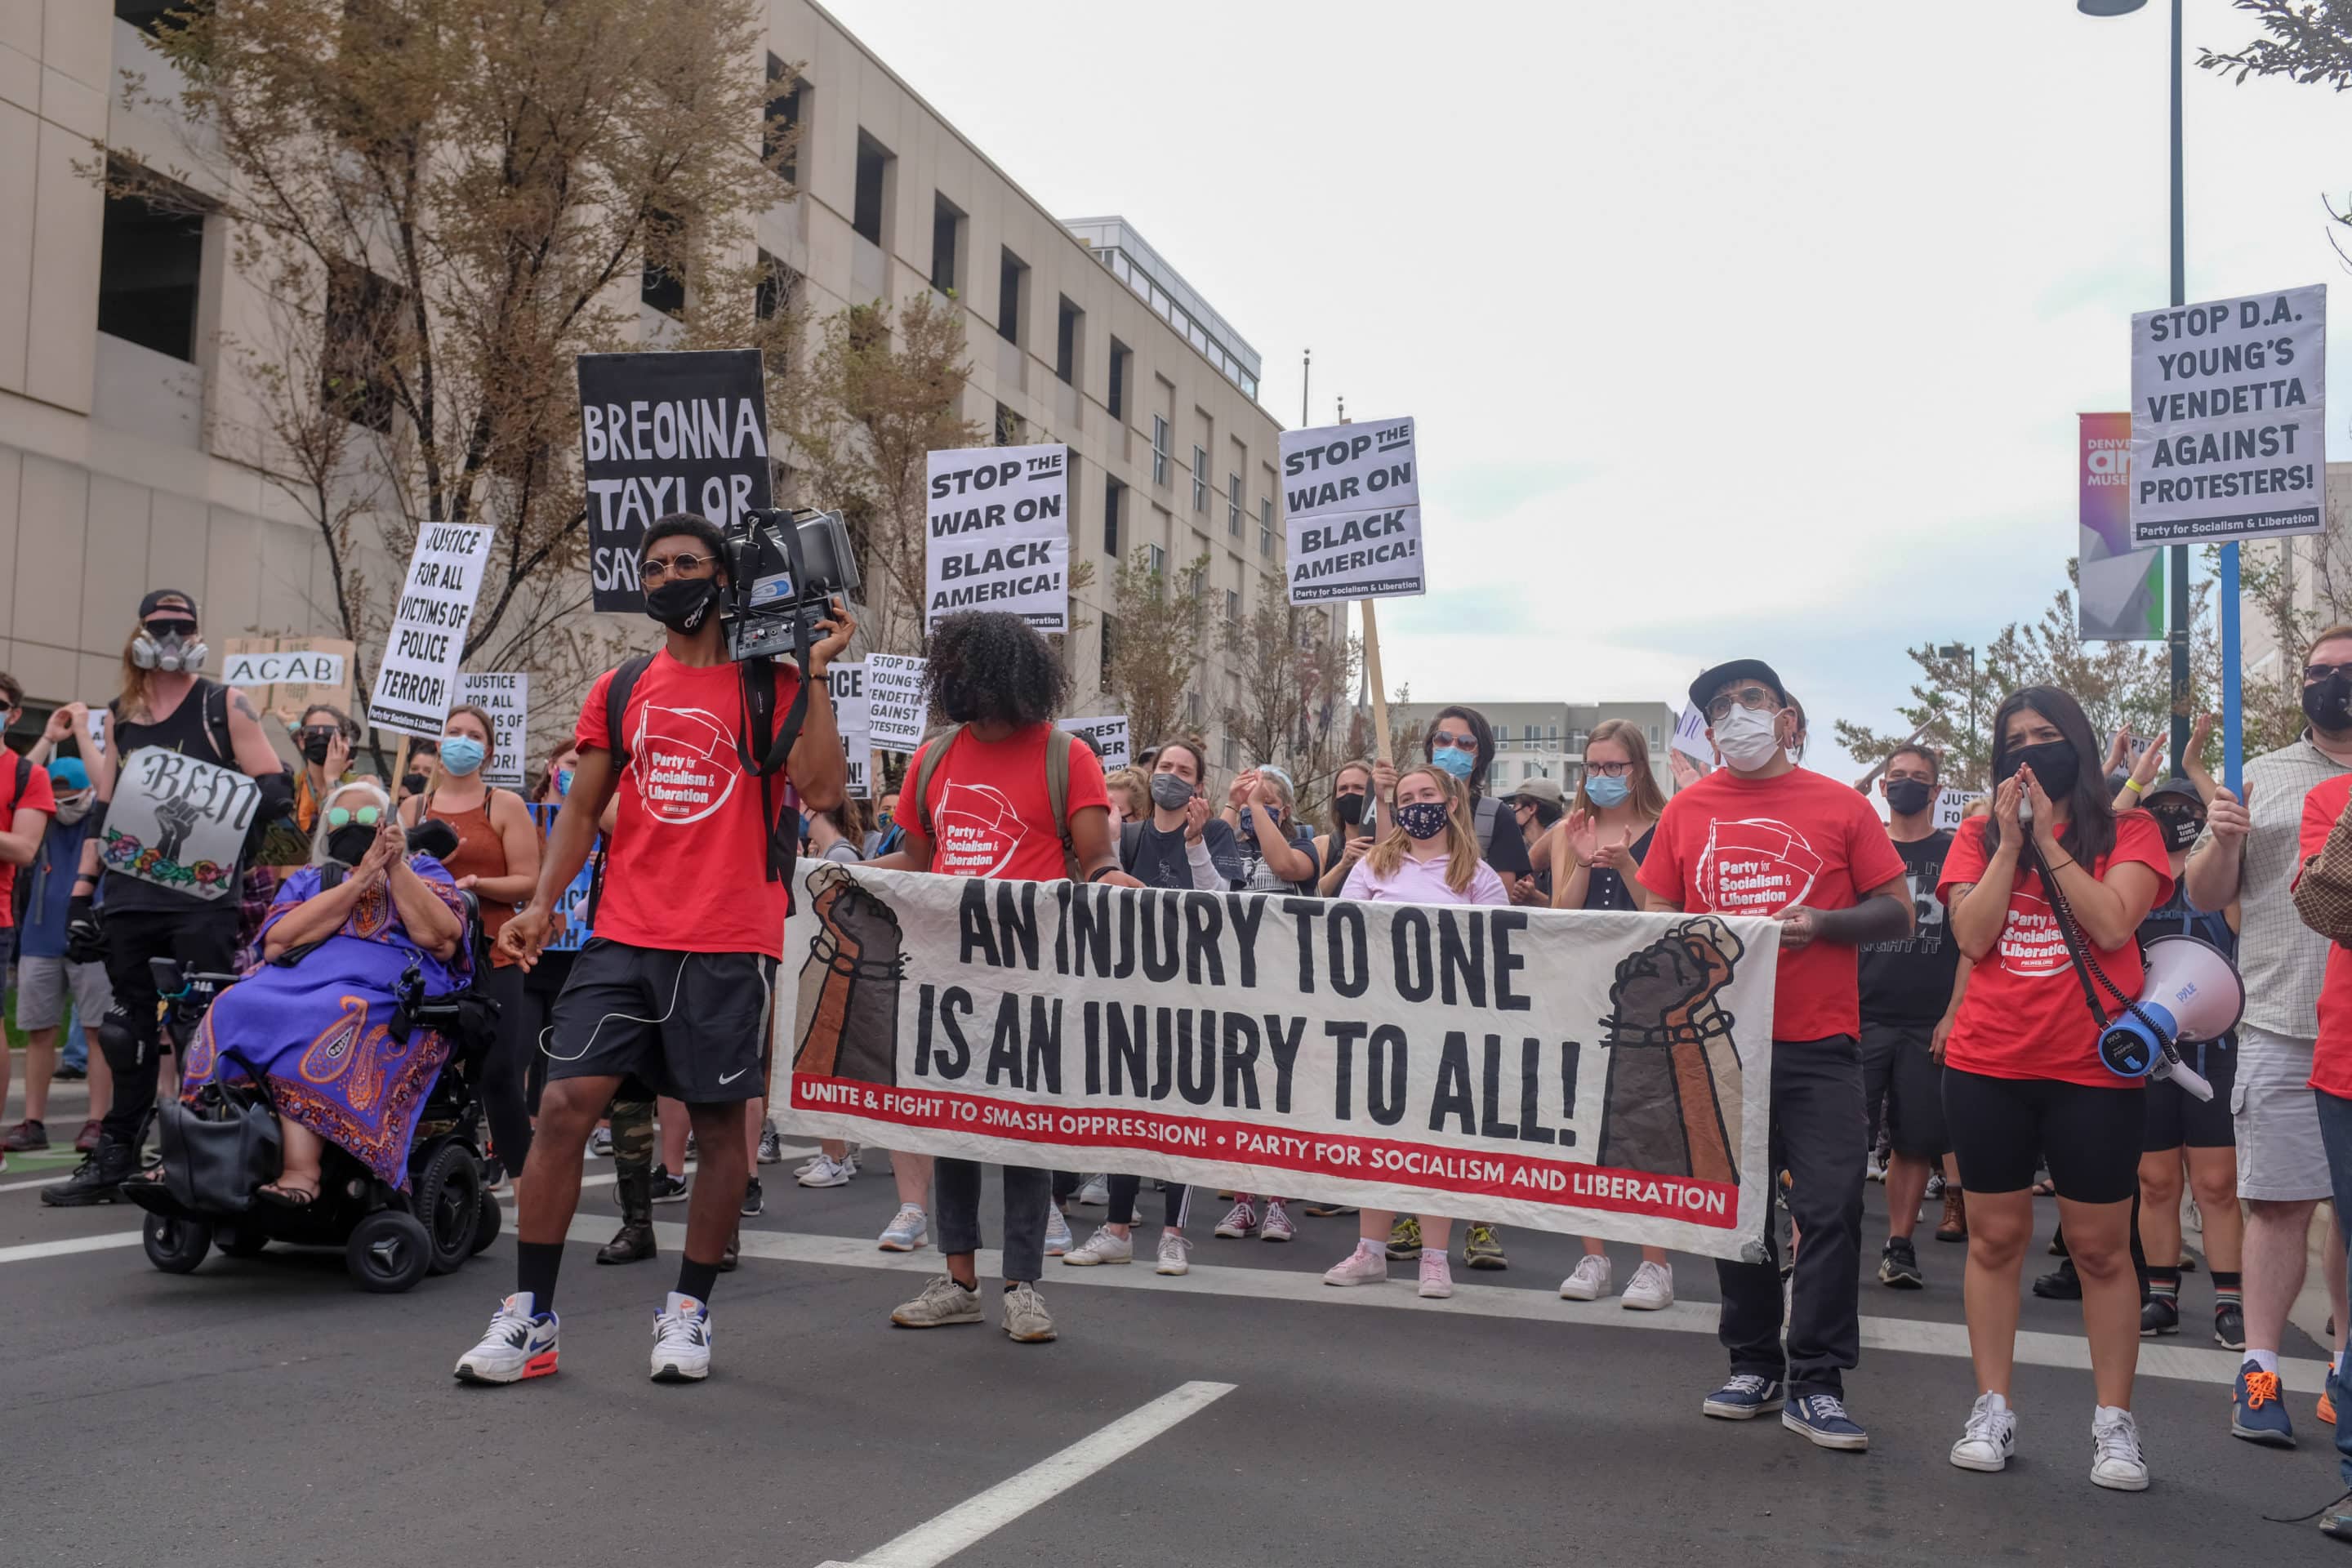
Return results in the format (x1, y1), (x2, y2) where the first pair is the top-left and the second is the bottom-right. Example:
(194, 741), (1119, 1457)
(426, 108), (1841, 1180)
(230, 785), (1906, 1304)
(41, 1137), (134, 1207)
(595, 1169), (657, 1264)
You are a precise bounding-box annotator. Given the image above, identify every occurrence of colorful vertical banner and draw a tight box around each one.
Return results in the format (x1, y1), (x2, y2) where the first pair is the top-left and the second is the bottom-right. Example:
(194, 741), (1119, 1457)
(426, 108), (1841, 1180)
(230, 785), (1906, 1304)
(2079, 412), (2163, 643)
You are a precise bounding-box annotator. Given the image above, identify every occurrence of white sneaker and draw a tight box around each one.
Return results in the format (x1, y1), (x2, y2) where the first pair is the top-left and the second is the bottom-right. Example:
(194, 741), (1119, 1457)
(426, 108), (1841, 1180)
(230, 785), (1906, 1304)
(797, 1153), (855, 1188)
(1418, 1251), (1454, 1299)
(2090, 1406), (2149, 1491)
(1214, 1199), (1258, 1238)
(1620, 1260), (1674, 1311)
(1076, 1174), (1111, 1207)
(878, 1204), (929, 1252)
(1949, 1392), (2016, 1472)
(1559, 1254), (1611, 1301)
(650, 1291), (712, 1383)
(1063, 1226), (1134, 1266)
(453, 1292), (559, 1384)
(1156, 1233), (1192, 1276)
(1323, 1242), (1388, 1287)
(1260, 1199), (1296, 1243)
(1045, 1205), (1074, 1257)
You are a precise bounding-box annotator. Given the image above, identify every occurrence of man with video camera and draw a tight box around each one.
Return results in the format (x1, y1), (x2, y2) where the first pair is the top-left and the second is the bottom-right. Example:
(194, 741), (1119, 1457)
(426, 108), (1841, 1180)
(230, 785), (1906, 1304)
(455, 513), (847, 1388)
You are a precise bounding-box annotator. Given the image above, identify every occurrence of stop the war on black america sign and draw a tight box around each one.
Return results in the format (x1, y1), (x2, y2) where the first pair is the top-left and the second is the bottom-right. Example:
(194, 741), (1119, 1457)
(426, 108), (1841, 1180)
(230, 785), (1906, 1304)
(925, 443), (1070, 631)
(775, 862), (1784, 1260)
(1280, 417), (1424, 604)
(2129, 286), (2327, 546)
(577, 350), (774, 614)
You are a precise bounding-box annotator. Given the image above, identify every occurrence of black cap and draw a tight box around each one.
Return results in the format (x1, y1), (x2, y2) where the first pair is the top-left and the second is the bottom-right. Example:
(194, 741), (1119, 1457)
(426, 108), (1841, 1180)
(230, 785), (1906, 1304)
(1688, 658), (1788, 715)
(2143, 778), (2204, 808)
(138, 589), (198, 624)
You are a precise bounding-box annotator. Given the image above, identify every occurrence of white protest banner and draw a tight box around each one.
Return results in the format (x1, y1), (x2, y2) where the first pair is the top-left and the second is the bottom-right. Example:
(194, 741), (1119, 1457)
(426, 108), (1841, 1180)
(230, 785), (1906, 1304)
(2129, 285), (2327, 546)
(368, 524), (493, 740)
(221, 637), (356, 728)
(777, 866), (1782, 1259)
(1057, 715), (1131, 771)
(1932, 790), (1985, 831)
(867, 653), (928, 755)
(99, 748), (261, 902)
(577, 349), (773, 613)
(457, 671), (529, 789)
(925, 443), (1068, 631)
(1671, 704), (1714, 767)
(220, 645), (347, 693)
(828, 662), (872, 798)
(1280, 416), (1423, 605)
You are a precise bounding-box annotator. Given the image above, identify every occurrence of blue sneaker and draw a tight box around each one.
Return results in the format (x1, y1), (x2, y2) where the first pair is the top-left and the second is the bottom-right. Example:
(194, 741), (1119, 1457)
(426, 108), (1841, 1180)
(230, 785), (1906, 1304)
(2232, 1359), (2296, 1448)
(1702, 1373), (1784, 1419)
(1784, 1392), (1869, 1450)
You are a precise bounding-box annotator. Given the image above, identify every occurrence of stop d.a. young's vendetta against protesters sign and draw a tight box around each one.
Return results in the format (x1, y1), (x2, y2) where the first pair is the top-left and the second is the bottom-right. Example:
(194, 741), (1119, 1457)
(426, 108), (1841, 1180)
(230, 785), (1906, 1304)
(1281, 417), (1424, 604)
(924, 443), (1070, 631)
(577, 349), (774, 613)
(775, 864), (1783, 1259)
(2129, 285), (2327, 546)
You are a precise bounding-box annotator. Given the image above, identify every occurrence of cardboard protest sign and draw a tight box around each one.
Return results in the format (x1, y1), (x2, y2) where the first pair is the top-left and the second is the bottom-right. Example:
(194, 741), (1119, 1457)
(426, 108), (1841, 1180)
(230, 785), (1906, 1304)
(1935, 790), (1984, 832)
(220, 639), (356, 727)
(2129, 286), (2327, 546)
(577, 349), (773, 613)
(1280, 417), (1423, 605)
(867, 653), (928, 755)
(524, 803), (597, 952)
(100, 748), (261, 901)
(924, 443), (1068, 631)
(369, 524), (493, 741)
(2078, 413), (2163, 642)
(828, 662), (872, 799)
(457, 672), (529, 788)
(1057, 715), (1131, 770)
(777, 866), (1783, 1258)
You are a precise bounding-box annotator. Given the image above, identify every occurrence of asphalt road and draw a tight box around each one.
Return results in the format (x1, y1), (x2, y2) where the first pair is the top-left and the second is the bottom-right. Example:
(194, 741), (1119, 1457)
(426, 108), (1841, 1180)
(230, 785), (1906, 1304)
(4, 1067), (2349, 1568)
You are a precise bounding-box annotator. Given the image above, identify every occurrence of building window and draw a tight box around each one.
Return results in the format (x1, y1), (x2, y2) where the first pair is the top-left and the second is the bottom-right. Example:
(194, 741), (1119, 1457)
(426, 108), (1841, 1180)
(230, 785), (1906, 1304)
(1147, 542), (1167, 577)
(930, 194), (963, 294)
(755, 251), (798, 321)
(640, 207), (684, 318)
(1650, 724), (1663, 747)
(1100, 614), (1120, 687)
(1102, 476), (1123, 557)
(1107, 340), (1130, 421)
(1055, 296), (1080, 385)
(852, 131), (892, 247)
(1151, 415), (1169, 486)
(1224, 587), (1240, 623)
(97, 180), (206, 362)
(1192, 446), (1208, 512)
(1495, 724), (1512, 743)
(1187, 690), (1203, 726)
(1227, 474), (1241, 537)
(1222, 734), (1239, 772)
(322, 261), (403, 433)
(1258, 497), (1273, 557)
(116, 0), (196, 34)
(1548, 724), (1559, 742)
(764, 58), (802, 186)
(998, 248), (1025, 344)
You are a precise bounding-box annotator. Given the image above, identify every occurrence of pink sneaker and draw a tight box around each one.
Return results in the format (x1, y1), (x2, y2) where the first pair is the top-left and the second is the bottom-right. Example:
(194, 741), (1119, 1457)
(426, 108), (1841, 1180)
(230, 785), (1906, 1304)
(1214, 1199), (1258, 1239)
(1260, 1199), (1295, 1243)
(1322, 1243), (1388, 1287)
(1419, 1251), (1454, 1299)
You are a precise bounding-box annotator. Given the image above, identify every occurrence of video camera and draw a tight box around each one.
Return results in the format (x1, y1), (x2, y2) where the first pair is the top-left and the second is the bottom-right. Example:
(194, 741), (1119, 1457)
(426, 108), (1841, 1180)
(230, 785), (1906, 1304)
(720, 507), (861, 664)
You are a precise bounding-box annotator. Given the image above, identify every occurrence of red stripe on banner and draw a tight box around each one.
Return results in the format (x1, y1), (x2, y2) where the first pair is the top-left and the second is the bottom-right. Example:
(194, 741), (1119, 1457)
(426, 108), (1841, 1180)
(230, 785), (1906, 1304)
(791, 1075), (1737, 1228)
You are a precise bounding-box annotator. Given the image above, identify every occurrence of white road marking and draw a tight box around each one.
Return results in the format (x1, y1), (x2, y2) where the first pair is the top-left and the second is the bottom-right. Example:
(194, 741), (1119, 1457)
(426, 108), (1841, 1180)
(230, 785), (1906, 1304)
(809, 1380), (1234, 1568)
(0, 1231), (144, 1265)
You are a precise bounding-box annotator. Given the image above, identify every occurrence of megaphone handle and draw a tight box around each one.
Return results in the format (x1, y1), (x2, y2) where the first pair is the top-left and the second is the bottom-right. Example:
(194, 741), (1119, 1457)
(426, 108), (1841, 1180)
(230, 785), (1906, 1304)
(2167, 1059), (2214, 1103)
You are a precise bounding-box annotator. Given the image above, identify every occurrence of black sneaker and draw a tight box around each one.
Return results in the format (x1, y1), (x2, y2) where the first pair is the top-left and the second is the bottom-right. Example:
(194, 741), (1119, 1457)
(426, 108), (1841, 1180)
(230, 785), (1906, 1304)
(40, 1140), (133, 1207)
(1877, 1237), (1923, 1290)
(740, 1177), (764, 1218)
(649, 1165), (689, 1205)
(2032, 1258), (2082, 1300)
(2215, 1303), (2247, 1350)
(2140, 1296), (2180, 1337)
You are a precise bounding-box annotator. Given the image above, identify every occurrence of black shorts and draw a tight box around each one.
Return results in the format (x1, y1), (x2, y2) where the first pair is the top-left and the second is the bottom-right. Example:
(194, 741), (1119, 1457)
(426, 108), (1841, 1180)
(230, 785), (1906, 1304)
(1943, 1067), (2145, 1204)
(543, 938), (778, 1105)
(1860, 1018), (1949, 1158)
(2141, 1035), (2238, 1152)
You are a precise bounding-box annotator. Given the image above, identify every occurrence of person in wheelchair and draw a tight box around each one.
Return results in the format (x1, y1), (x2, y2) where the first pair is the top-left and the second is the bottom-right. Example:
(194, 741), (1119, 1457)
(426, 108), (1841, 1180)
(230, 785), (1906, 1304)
(175, 780), (468, 1204)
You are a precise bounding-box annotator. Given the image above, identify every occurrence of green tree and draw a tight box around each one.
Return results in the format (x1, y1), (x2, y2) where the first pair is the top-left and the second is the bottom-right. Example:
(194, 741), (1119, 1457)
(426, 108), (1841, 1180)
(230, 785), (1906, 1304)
(1220, 602), (1362, 822)
(1105, 549), (1209, 751)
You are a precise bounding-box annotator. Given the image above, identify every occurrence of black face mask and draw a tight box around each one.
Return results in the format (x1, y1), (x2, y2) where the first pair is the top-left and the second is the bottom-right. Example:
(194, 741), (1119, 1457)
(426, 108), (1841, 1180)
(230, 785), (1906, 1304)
(644, 575), (720, 634)
(2151, 809), (2204, 851)
(1334, 792), (1367, 827)
(400, 772), (427, 798)
(301, 729), (336, 766)
(2000, 737), (2082, 801)
(327, 825), (375, 866)
(2305, 670), (2352, 733)
(1884, 778), (1934, 818)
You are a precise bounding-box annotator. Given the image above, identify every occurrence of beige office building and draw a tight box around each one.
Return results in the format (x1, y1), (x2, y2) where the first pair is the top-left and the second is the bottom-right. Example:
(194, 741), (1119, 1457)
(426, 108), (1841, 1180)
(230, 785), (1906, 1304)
(0, 0), (1290, 762)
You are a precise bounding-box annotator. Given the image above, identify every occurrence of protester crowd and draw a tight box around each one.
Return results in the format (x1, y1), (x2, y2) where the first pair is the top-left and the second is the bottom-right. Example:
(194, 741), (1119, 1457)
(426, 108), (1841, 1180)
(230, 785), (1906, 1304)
(14, 524), (2352, 1537)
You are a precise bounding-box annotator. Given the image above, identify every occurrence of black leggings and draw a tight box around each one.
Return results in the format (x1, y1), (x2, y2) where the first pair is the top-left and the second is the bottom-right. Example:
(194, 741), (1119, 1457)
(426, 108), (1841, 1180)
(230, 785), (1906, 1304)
(1106, 1174), (1191, 1230)
(476, 962), (532, 1170)
(98, 903), (242, 1149)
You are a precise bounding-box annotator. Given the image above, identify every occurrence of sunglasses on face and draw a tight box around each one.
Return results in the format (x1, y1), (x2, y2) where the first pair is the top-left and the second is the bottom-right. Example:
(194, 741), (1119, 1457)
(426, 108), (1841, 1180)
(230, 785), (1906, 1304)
(144, 618), (197, 638)
(325, 805), (384, 829)
(1704, 685), (1779, 724)
(2307, 662), (2352, 684)
(640, 552), (716, 584)
(1429, 730), (1476, 750)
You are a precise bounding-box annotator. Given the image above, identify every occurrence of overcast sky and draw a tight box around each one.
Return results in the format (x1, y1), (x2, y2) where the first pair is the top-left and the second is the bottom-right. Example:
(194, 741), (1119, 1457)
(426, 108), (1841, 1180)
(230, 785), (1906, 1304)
(829, 0), (2352, 780)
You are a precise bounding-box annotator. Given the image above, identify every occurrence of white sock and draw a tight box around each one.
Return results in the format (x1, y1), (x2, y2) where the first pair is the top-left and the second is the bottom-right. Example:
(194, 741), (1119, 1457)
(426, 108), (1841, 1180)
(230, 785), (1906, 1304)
(1980, 1390), (2009, 1415)
(2334, 1350), (2344, 1376)
(2247, 1348), (2281, 1376)
(1356, 1239), (1383, 1258)
(2094, 1404), (2132, 1427)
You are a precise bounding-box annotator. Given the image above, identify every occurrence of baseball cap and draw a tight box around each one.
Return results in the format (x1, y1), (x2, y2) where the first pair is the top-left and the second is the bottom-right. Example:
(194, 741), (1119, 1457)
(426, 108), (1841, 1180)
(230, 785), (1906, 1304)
(2142, 778), (2204, 808)
(138, 589), (198, 625)
(1688, 658), (1788, 715)
(47, 756), (88, 792)
(1513, 777), (1564, 808)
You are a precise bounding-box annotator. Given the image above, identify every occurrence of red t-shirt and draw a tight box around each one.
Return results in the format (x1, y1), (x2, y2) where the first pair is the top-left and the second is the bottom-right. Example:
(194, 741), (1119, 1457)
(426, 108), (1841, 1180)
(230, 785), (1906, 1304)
(575, 652), (802, 957)
(0, 751), (56, 929)
(1936, 811), (2172, 1089)
(911, 724), (1109, 881)
(1637, 765), (1909, 1042)
(2298, 774), (2352, 1097)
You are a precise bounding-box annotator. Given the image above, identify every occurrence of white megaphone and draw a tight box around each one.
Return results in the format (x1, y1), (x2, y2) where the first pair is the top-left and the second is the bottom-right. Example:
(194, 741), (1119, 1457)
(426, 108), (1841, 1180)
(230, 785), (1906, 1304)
(2098, 935), (2244, 1102)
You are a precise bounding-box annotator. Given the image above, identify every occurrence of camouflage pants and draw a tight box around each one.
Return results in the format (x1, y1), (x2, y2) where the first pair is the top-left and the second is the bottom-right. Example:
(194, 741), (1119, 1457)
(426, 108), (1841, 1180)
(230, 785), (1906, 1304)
(608, 1091), (657, 1179)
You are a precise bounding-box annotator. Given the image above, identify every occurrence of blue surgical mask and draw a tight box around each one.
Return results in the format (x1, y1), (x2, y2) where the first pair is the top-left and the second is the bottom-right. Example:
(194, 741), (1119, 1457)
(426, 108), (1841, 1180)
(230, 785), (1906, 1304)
(439, 736), (487, 777)
(1430, 746), (1476, 781)
(1585, 775), (1631, 809)
(555, 767), (574, 798)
